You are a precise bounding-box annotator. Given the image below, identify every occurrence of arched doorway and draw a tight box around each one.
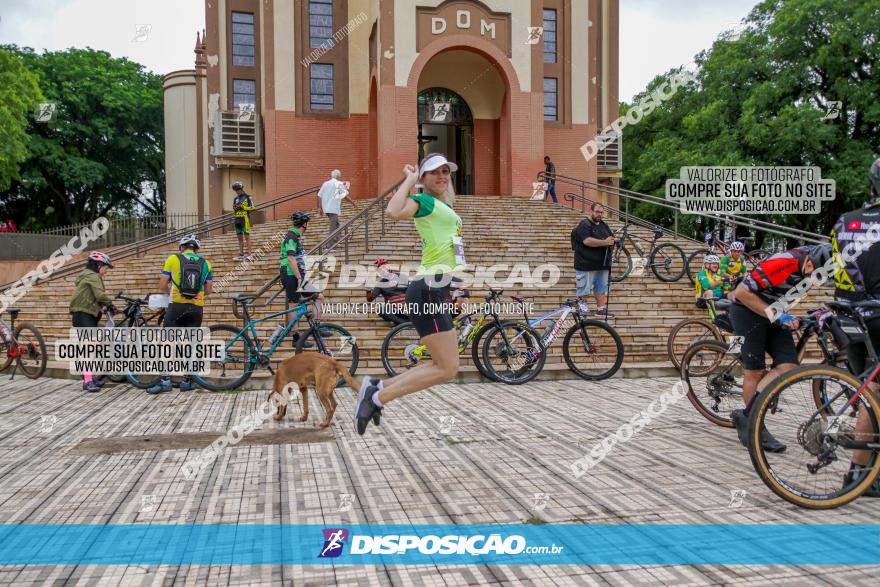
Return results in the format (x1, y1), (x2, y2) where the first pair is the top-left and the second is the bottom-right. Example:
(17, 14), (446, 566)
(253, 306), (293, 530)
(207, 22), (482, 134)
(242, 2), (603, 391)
(417, 87), (473, 195)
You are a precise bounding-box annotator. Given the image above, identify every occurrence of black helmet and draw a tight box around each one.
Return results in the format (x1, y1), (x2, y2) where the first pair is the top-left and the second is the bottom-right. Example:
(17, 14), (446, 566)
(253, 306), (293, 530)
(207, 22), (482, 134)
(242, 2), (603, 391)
(871, 158), (880, 197)
(291, 211), (310, 227)
(807, 243), (832, 269)
(231, 181), (244, 190)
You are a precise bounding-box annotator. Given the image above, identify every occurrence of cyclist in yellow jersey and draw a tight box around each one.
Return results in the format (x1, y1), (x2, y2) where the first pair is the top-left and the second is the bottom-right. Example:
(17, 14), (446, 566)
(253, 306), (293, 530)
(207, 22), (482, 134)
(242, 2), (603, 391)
(720, 241), (746, 282)
(354, 153), (463, 435)
(147, 233), (213, 394)
(231, 181), (256, 261)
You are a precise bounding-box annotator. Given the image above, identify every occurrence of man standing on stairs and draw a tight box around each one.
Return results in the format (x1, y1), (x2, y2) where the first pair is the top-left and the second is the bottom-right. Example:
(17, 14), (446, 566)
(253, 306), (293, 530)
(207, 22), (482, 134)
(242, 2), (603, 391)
(317, 170), (359, 248)
(571, 203), (614, 317)
(231, 181), (256, 261)
(147, 234), (213, 394)
(543, 156), (558, 205)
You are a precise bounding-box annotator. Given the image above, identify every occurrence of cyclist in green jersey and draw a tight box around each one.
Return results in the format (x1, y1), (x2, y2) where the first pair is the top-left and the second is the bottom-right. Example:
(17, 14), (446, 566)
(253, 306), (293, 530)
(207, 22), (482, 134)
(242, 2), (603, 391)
(720, 241), (746, 282)
(355, 153), (464, 435)
(695, 254), (730, 307)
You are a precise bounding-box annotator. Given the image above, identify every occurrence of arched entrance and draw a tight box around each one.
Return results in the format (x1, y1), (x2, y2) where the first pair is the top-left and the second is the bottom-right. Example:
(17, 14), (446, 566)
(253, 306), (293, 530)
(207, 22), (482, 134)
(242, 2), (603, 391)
(417, 88), (473, 194)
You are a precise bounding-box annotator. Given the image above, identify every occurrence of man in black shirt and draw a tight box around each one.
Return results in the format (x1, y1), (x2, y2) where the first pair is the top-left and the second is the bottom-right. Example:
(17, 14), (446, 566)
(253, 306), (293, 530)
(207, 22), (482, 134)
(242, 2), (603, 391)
(572, 203), (614, 316)
(543, 156), (557, 205)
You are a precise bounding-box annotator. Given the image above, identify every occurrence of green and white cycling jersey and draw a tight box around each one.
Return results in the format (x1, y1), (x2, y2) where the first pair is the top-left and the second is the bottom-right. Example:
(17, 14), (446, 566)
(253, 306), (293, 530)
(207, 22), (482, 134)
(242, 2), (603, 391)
(407, 193), (464, 275)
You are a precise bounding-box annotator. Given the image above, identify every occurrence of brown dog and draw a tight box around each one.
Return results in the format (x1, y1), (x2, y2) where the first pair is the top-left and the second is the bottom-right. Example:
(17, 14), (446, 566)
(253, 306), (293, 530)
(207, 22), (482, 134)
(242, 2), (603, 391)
(268, 352), (359, 428)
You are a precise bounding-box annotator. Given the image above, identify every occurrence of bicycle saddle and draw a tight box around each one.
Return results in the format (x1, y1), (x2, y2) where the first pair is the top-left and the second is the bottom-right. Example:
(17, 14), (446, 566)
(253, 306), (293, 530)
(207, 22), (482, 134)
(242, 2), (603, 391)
(232, 294), (258, 303)
(739, 236), (755, 245)
(5, 308), (20, 320)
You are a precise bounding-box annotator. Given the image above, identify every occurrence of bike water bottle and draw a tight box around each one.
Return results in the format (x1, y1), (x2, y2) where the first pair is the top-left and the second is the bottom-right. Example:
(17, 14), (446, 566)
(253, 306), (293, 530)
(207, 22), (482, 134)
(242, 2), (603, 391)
(268, 324), (284, 345)
(458, 319), (473, 345)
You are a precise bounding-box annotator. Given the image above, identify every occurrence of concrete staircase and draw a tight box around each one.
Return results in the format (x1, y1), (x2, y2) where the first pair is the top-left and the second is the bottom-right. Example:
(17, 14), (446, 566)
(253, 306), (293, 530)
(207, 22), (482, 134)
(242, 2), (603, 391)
(13, 196), (711, 383)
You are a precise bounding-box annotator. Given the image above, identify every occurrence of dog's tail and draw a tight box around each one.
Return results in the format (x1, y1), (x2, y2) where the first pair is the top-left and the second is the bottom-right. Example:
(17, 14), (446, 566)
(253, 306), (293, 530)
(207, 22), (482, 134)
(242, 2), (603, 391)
(334, 362), (361, 391)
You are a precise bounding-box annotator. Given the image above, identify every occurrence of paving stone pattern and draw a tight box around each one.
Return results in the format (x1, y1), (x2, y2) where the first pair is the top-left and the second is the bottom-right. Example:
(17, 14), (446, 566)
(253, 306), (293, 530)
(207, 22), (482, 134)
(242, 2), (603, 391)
(0, 376), (877, 586)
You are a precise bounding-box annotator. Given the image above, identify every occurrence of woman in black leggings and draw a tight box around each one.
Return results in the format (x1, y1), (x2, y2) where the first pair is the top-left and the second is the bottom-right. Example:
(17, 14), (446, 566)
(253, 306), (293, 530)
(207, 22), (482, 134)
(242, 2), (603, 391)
(68, 251), (114, 392)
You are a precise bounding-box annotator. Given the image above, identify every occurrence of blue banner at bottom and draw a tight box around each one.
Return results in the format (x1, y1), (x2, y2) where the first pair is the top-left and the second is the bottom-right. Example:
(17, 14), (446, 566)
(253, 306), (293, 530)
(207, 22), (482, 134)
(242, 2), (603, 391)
(0, 524), (877, 565)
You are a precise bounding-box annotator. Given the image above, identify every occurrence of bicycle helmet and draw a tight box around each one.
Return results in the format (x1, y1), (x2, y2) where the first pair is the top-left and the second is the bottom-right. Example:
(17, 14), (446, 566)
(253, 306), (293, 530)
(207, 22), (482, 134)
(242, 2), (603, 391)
(291, 211), (310, 227)
(179, 233), (201, 250)
(231, 181), (244, 190)
(375, 258), (389, 267)
(871, 158), (880, 198)
(704, 254), (720, 265)
(807, 243), (833, 269)
(88, 251), (113, 268)
(730, 241), (745, 252)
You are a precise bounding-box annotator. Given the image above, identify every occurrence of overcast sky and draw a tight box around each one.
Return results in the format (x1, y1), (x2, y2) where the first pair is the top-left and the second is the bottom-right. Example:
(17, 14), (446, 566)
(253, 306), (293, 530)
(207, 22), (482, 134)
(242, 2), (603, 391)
(1, 0), (758, 101)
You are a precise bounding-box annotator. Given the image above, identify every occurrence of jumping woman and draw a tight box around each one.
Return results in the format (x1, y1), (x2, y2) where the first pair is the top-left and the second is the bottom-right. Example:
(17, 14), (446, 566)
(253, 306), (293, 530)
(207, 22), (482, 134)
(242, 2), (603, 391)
(355, 153), (465, 435)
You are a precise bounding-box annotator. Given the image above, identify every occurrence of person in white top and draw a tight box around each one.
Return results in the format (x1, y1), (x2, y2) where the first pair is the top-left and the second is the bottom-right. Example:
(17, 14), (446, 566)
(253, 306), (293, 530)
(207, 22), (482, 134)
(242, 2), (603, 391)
(317, 170), (359, 246)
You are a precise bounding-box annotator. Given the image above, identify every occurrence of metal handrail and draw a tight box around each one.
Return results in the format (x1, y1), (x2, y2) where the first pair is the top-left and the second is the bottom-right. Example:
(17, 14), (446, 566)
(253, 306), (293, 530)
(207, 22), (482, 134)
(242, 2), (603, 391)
(0, 184), (321, 291)
(541, 172), (828, 245)
(231, 178), (405, 317)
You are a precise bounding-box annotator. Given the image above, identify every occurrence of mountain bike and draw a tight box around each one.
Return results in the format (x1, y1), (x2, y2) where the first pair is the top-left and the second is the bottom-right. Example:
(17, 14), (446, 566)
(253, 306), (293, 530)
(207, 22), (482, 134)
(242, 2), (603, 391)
(103, 293), (166, 388)
(609, 221), (687, 282)
(685, 229), (770, 283)
(195, 293), (358, 391)
(481, 298), (624, 384)
(747, 298), (880, 508)
(0, 308), (46, 379)
(679, 307), (846, 428)
(380, 288), (528, 380)
(666, 298), (735, 370)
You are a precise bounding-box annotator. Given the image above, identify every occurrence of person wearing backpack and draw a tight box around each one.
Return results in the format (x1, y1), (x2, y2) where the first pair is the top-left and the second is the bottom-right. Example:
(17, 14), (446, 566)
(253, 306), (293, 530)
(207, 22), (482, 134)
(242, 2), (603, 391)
(147, 233), (212, 394)
(571, 203), (614, 317)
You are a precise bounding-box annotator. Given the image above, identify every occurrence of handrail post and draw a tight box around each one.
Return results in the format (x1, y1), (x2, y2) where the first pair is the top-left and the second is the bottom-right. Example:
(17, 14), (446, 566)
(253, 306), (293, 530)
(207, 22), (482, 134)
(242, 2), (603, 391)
(344, 227), (349, 264)
(365, 217), (369, 252)
(580, 185), (585, 213)
(674, 209), (679, 235)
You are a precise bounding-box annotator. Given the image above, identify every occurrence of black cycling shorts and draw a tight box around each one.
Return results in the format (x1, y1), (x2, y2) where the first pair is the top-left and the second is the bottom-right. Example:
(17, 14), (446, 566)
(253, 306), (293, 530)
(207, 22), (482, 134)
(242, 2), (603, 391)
(729, 302), (798, 370)
(71, 312), (99, 328)
(280, 269), (301, 303)
(406, 276), (454, 338)
(846, 317), (880, 376)
(164, 303), (204, 328)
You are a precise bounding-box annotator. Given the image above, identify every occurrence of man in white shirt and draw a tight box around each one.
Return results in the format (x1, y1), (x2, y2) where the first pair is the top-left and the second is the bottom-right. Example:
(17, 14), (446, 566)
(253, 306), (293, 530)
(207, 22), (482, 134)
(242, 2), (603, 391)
(317, 170), (359, 247)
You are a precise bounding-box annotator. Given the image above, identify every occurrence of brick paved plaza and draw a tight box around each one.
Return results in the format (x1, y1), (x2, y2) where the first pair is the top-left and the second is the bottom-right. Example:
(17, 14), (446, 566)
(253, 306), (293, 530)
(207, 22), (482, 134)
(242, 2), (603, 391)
(0, 375), (877, 586)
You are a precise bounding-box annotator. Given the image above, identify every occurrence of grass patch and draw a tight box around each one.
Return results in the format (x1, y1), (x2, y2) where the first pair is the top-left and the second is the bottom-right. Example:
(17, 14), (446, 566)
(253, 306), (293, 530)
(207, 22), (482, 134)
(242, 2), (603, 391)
(524, 516), (546, 525)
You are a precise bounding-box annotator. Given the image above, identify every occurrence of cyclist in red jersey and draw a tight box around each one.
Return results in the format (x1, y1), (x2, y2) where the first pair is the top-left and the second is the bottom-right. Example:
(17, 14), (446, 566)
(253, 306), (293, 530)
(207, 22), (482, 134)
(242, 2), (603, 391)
(729, 244), (832, 452)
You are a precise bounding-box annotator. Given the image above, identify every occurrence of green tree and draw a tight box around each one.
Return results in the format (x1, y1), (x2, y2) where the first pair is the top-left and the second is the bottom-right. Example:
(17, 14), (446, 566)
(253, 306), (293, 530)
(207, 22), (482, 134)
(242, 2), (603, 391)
(0, 48), (43, 192)
(621, 0), (880, 243)
(0, 46), (165, 229)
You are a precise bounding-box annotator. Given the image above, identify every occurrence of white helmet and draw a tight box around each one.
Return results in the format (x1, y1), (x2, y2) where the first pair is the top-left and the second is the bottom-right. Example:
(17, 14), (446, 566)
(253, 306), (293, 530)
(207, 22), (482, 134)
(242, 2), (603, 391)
(704, 254), (720, 264)
(730, 241), (745, 251)
(179, 233), (201, 250)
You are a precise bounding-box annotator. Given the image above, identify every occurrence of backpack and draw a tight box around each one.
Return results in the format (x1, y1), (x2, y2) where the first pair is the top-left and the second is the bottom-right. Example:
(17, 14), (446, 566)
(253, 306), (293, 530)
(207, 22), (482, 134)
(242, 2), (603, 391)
(175, 253), (207, 299)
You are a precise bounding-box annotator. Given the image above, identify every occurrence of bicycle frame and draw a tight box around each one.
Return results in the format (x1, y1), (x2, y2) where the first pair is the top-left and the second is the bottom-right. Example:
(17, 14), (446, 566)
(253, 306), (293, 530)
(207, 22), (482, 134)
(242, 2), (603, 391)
(232, 303), (311, 359)
(523, 305), (576, 349)
(407, 311), (488, 361)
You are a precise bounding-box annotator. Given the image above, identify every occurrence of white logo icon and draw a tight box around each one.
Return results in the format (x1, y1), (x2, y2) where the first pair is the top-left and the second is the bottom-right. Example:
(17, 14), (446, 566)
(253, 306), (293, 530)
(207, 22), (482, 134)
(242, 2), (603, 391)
(727, 336), (744, 354)
(822, 101), (842, 121)
(430, 102), (451, 123)
(338, 493), (353, 512)
(525, 27), (543, 45)
(721, 23), (746, 42)
(140, 495), (159, 512)
(532, 492), (550, 511)
(334, 181), (350, 200)
(728, 489), (747, 508)
(531, 181), (548, 200)
(35, 103), (57, 123)
(438, 415), (456, 434)
(631, 257), (647, 276)
(238, 103), (255, 122)
(133, 24), (152, 43)
(40, 415), (57, 433)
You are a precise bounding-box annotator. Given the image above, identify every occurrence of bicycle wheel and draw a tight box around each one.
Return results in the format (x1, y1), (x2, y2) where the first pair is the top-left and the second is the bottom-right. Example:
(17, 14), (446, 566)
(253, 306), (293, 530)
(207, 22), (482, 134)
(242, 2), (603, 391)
(680, 339), (744, 427)
(746, 249), (770, 268)
(650, 243), (687, 282)
(686, 248), (709, 283)
(471, 321), (501, 382)
(562, 319), (624, 381)
(480, 321), (546, 384)
(296, 322), (359, 386)
(191, 324), (255, 392)
(667, 318), (722, 370)
(747, 364), (880, 509)
(381, 322), (426, 377)
(13, 323), (47, 379)
(609, 246), (632, 282)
